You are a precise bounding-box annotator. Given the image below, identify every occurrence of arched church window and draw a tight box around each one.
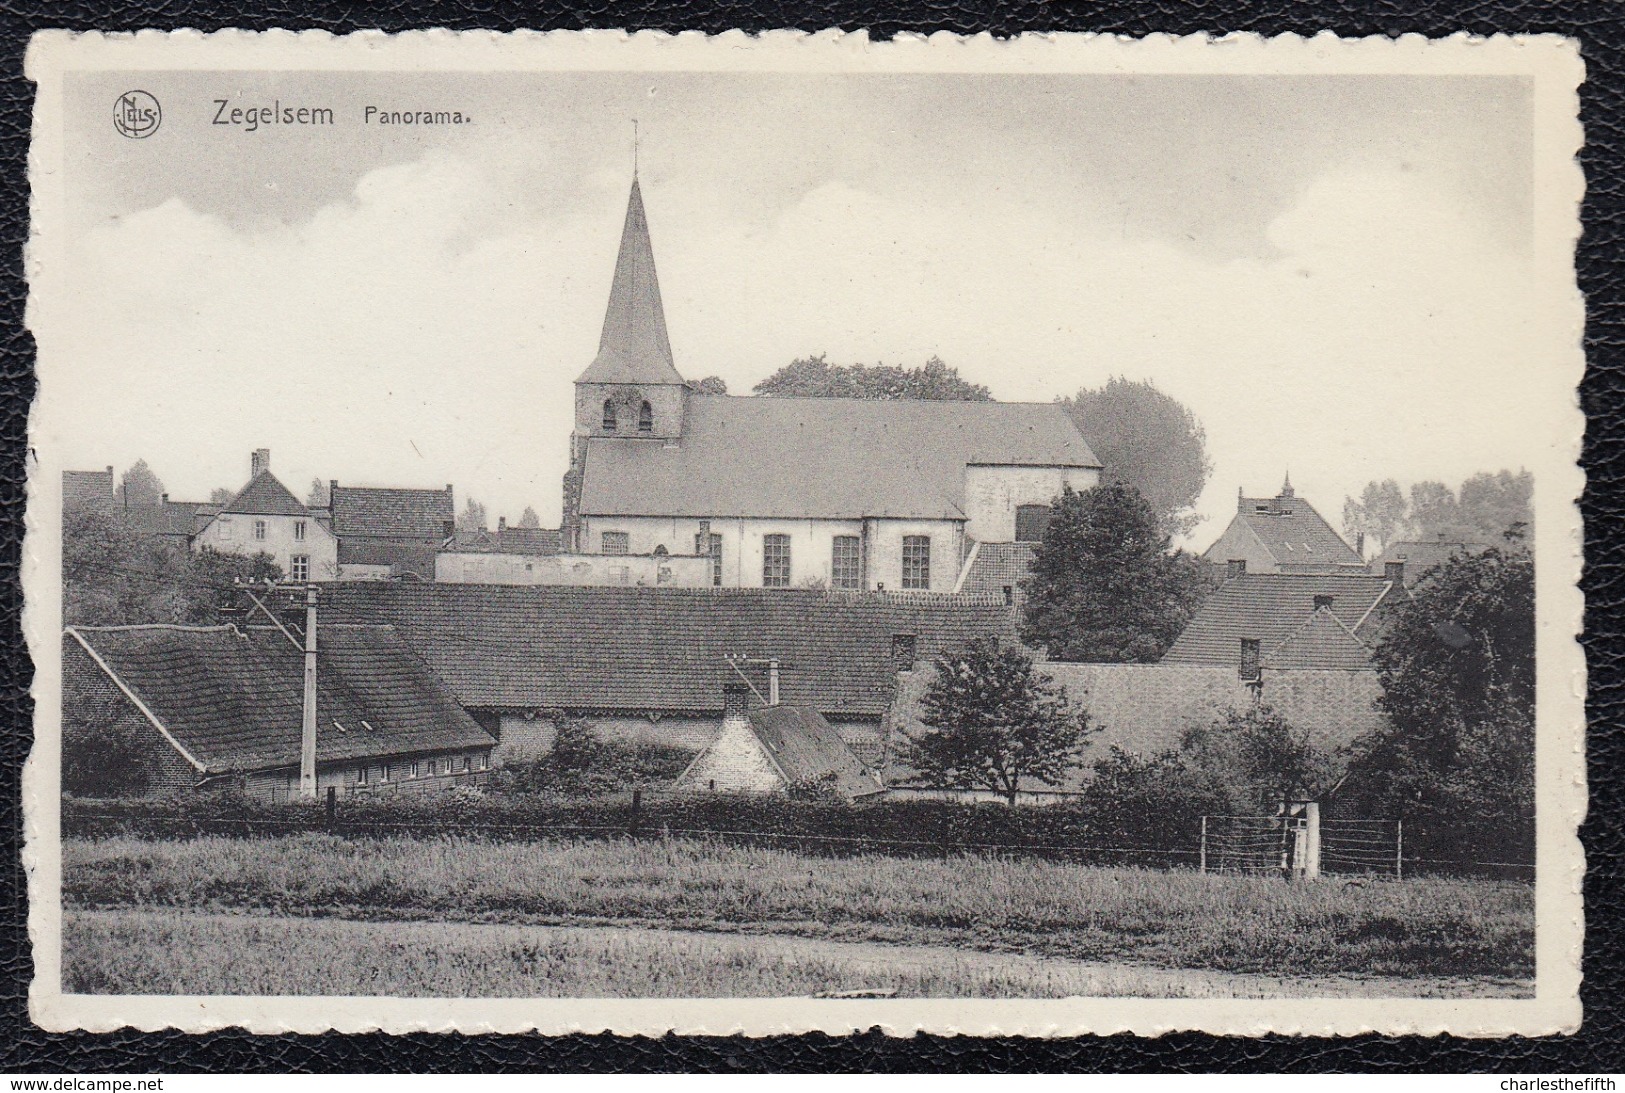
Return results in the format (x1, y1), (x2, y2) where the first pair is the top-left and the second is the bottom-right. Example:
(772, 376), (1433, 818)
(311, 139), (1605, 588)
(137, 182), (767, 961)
(638, 401), (653, 434)
(602, 400), (617, 432)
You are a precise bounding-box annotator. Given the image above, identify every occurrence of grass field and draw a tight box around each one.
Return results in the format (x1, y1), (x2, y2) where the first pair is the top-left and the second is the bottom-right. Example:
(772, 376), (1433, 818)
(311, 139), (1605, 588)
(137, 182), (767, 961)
(62, 910), (1532, 998)
(63, 833), (1534, 983)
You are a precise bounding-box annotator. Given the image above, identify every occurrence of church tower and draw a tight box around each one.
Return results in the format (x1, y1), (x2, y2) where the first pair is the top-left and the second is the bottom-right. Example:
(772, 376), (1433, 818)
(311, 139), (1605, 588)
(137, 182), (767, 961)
(563, 175), (690, 550)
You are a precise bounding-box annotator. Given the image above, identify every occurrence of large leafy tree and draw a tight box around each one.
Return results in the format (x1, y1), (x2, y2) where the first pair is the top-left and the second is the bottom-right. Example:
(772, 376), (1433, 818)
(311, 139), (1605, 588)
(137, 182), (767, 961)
(1342, 546), (1535, 864)
(1021, 484), (1210, 662)
(115, 459), (164, 509)
(1342, 469), (1532, 553)
(754, 354), (991, 401)
(903, 637), (1094, 805)
(1058, 377), (1211, 540)
(686, 375), (728, 395)
(517, 506), (542, 529)
(456, 497), (488, 534)
(305, 478), (330, 507)
(1342, 478), (1409, 557)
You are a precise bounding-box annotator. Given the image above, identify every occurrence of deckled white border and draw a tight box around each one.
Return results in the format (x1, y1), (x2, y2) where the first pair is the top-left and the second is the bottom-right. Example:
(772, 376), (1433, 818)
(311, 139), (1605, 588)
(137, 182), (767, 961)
(21, 28), (1588, 1038)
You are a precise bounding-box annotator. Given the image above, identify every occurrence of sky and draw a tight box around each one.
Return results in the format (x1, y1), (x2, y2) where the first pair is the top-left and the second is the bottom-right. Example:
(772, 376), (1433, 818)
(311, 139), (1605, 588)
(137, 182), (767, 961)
(42, 70), (1537, 544)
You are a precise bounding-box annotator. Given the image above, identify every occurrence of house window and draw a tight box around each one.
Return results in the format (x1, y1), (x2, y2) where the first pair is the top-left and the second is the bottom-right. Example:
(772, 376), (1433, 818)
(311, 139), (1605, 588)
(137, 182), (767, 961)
(902, 536), (931, 590)
(602, 400), (617, 432)
(442, 757), (453, 775)
(254, 519), (267, 541)
(602, 531), (630, 555)
(219, 521), (234, 541)
(409, 761), (421, 779)
(476, 753), (488, 771)
(460, 756), (471, 773)
(294, 520), (306, 541)
(763, 534), (791, 588)
(380, 764), (392, 783)
(638, 401), (653, 434)
(1015, 504), (1053, 542)
(831, 535), (862, 589)
(355, 765), (368, 785)
(697, 532), (722, 586)
(609, 565), (631, 584)
(290, 555), (310, 582)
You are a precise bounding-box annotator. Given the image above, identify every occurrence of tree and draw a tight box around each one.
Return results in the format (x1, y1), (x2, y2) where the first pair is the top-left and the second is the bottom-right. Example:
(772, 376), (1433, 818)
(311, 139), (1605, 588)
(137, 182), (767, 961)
(1456, 470), (1534, 543)
(62, 710), (153, 798)
(208, 487), (233, 505)
(456, 497), (488, 534)
(1342, 478), (1408, 557)
(1178, 704), (1338, 815)
(1058, 378), (1211, 540)
(754, 354), (992, 401)
(306, 478), (330, 507)
(517, 506), (541, 529)
(1341, 546), (1535, 864)
(116, 459), (164, 509)
(687, 376), (728, 395)
(902, 637), (1094, 804)
(1020, 484), (1211, 662)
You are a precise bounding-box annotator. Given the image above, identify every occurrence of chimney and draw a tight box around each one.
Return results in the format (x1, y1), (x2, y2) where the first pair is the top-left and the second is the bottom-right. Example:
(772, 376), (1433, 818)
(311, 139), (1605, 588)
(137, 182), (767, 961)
(329, 479), (339, 497)
(1226, 559), (1246, 580)
(1313, 594), (1334, 610)
(1355, 531), (1366, 558)
(1002, 585), (1014, 606)
(442, 519), (455, 540)
(498, 516), (507, 532)
(1240, 637), (1261, 682)
(160, 493), (168, 505)
(1237, 487), (1246, 513)
(1384, 560), (1405, 585)
(250, 449), (270, 479)
(891, 633), (918, 674)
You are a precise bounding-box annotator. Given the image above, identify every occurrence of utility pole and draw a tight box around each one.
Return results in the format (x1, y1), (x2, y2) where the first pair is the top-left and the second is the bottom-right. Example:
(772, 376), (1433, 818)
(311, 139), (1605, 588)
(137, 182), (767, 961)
(768, 657), (780, 706)
(299, 585), (318, 799)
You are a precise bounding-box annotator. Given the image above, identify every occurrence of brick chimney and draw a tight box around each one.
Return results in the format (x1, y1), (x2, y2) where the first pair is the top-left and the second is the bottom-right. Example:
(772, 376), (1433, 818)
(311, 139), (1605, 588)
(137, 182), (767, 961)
(1384, 560), (1405, 585)
(250, 449), (271, 479)
(891, 633), (918, 674)
(1313, 594), (1333, 610)
(498, 516), (507, 532)
(1226, 559), (1246, 580)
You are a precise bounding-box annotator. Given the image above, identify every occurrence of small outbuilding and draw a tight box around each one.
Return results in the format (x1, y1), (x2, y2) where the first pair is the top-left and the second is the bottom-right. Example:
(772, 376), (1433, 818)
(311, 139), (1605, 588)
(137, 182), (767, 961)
(673, 705), (884, 801)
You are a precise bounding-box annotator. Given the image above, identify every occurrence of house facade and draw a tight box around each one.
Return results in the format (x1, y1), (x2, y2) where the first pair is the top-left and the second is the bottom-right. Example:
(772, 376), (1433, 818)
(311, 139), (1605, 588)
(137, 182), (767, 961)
(1201, 477), (1367, 576)
(193, 450), (337, 582)
(561, 176), (1101, 591)
(64, 622), (495, 800)
(329, 480), (455, 580)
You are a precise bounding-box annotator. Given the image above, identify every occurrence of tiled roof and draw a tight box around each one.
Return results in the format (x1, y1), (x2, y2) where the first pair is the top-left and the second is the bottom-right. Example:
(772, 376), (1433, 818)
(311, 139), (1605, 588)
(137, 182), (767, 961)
(337, 538), (438, 578)
(63, 469), (113, 511)
(582, 396), (1098, 521)
(1162, 573), (1403, 668)
(221, 471), (311, 517)
(446, 526), (562, 556)
(330, 485), (455, 540)
(578, 177), (684, 387)
(1263, 607), (1372, 670)
(1210, 493), (1364, 569)
(958, 541), (1036, 599)
(1371, 540), (1489, 586)
(320, 583), (1018, 718)
(122, 500), (206, 539)
(66, 624), (494, 774)
(747, 706), (883, 799)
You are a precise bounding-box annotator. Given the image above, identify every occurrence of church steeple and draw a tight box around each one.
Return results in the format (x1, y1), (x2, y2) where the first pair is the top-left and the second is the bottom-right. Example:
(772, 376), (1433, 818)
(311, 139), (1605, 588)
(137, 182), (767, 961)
(577, 175), (684, 386)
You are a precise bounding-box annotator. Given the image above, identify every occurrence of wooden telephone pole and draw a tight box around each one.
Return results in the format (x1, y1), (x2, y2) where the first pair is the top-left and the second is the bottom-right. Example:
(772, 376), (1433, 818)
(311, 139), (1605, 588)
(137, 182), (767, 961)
(299, 585), (318, 799)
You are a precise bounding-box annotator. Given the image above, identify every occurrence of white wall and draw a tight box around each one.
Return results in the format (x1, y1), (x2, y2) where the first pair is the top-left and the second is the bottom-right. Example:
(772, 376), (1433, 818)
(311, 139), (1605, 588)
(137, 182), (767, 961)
(436, 550), (711, 587)
(963, 465), (1100, 543)
(196, 511), (337, 580)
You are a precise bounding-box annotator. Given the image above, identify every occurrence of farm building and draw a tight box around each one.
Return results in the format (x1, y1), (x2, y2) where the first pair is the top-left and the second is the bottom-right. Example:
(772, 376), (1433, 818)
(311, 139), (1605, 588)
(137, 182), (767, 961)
(63, 623), (495, 800)
(673, 705), (884, 801)
(319, 581), (1018, 768)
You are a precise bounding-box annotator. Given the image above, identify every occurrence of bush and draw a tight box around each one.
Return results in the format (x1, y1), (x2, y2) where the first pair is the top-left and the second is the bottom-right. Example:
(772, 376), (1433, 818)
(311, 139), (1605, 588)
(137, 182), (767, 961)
(491, 718), (694, 798)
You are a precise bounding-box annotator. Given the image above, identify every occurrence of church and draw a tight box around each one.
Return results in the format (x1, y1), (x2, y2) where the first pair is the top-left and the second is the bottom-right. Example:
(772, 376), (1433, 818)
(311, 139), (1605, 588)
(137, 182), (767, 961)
(561, 176), (1102, 593)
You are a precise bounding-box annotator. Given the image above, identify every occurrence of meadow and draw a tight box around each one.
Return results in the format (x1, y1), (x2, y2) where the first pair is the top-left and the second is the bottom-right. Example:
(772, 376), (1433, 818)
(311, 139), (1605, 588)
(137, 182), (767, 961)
(63, 833), (1534, 984)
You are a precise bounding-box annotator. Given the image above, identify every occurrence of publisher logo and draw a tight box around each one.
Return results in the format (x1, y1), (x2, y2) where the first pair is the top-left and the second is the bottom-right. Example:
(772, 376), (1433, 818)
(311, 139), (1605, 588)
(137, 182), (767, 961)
(113, 91), (161, 139)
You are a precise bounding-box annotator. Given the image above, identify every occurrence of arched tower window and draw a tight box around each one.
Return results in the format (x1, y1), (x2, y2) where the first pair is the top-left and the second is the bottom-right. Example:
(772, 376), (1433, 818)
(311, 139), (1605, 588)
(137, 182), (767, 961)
(602, 400), (617, 432)
(638, 401), (653, 434)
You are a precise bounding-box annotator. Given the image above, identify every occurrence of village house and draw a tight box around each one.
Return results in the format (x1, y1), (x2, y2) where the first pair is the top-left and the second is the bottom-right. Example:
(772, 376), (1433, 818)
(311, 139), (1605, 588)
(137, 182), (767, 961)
(1369, 536), (1489, 587)
(1201, 477), (1367, 576)
(560, 176), (1102, 592)
(193, 450), (338, 582)
(321, 581), (1018, 768)
(63, 622), (495, 801)
(328, 479), (456, 580)
(673, 705), (884, 801)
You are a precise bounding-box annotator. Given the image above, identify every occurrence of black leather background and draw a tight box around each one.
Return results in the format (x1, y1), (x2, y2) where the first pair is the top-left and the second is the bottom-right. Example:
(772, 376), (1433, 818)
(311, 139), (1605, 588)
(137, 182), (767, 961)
(0, 0), (1619, 1073)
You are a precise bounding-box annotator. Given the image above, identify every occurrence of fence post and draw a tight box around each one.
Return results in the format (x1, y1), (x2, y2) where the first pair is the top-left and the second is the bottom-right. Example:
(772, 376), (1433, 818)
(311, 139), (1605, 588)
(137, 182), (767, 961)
(325, 785), (336, 830)
(1395, 819), (1403, 880)
(1303, 802), (1320, 880)
(630, 787), (642, 837)
(1199, 816), (1207, 875)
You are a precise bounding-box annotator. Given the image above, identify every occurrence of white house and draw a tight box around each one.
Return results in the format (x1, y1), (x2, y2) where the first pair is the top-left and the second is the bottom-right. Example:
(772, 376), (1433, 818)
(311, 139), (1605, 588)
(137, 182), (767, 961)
(560, 176), (1102, 591)
(193, 450), (337, 582)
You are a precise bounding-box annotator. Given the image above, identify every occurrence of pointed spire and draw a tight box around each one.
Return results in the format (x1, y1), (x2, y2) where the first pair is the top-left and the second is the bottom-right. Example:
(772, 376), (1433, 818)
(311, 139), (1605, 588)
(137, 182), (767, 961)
(1280, 470), (1295, 498)
(577, 176), (684, 386)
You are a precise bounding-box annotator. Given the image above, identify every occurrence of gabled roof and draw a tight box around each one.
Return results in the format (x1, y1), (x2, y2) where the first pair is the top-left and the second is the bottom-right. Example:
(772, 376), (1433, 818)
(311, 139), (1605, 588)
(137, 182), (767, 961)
(63, 469), (114, 512)
(581, 396), (1098, 520)
(330, 485), (455, 540)
(122, 500), (207, 539)
(320, 582), (1018, 718)
(1371, 539), (1489, 586)
(1162, 573), (1404, 668)
(65, 624), (494, 774)
(746, 706), (884, 799)
(220, 471), (310, 518)
(1204, 489), (1364, 570)
(1263, 606), (1372, 670)
(445, 526), (562, 556)
(958, 541), (1036, 599)
(577, 177), (684, 387)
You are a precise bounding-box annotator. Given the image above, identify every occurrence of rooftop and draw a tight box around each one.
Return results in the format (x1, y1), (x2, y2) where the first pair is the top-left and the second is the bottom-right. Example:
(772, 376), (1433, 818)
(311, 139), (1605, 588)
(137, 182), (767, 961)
(746, 705), (884, 799)
(330, 484), (455, 540)
(1161, 572), (1404, 669)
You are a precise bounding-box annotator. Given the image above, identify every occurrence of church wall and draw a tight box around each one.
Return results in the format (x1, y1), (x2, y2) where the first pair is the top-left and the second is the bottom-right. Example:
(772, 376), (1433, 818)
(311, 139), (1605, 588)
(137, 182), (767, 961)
(436, 549), (710, 587)
(963, 465), (1101, 543)
(863, 519), (965, 593)
(574, 381), (686, 440)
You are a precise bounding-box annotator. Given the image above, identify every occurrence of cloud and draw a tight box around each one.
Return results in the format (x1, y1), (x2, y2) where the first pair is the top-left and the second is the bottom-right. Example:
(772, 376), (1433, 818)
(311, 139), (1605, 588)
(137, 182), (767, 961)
(45, 149), (1535, 542)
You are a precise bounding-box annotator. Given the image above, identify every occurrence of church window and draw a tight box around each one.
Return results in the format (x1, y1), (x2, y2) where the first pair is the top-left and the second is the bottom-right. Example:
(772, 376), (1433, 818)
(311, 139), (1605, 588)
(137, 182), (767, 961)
(763, 534), (791, 588)
(638, 401), (653, 434)
(902, 536), (931, 590)
(697, 532), (722, 586)
(602, 400), (617, 432)
(831, 536), (862, 589)
(601, 531), (630, 555)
